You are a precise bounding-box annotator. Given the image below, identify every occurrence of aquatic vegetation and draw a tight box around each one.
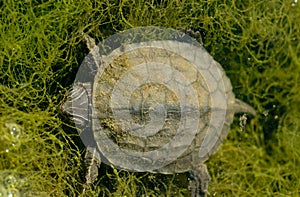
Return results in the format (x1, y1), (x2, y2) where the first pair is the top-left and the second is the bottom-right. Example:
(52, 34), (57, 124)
(1, 0), (299, 196)
(0, 171), (27, 197)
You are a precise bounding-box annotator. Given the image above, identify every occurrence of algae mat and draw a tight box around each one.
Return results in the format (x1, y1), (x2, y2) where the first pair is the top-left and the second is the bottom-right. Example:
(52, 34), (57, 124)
(1, 0), (299, 196)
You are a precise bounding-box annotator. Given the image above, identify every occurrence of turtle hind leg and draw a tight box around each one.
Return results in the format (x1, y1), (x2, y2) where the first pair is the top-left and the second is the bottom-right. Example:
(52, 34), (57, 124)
(188, 163), (211, 197)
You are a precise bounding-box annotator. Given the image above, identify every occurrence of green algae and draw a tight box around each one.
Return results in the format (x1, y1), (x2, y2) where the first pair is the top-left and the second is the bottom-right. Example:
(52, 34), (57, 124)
(1, 0), (299, 196)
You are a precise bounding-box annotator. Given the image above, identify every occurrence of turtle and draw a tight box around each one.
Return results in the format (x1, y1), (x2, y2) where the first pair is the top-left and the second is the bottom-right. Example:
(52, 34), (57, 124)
(61, 27), (256, 197)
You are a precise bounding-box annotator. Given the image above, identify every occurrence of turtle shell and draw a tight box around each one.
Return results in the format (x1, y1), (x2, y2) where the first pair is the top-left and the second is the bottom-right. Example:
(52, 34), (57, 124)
(64, 27), (255, 174)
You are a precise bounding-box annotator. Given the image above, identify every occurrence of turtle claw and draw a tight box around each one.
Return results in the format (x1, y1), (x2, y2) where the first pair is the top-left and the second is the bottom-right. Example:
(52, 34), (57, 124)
(189, 164), (211, 197)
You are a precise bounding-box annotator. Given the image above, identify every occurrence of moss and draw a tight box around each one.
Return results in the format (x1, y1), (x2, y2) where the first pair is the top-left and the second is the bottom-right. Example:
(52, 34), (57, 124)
(1, 0), (299, 196)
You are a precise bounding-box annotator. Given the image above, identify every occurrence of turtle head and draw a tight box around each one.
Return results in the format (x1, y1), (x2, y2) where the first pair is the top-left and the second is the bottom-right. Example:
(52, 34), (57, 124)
(60, 82), (92, 128)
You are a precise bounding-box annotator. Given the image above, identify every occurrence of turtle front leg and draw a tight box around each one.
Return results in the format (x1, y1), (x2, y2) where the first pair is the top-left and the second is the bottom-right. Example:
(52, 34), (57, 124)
(84, 146), (101, 185)
(189, 163), (211, 197)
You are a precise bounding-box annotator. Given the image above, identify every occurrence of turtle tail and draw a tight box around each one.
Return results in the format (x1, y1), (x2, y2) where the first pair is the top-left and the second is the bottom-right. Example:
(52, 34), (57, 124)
(234, 99), (256, 116)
